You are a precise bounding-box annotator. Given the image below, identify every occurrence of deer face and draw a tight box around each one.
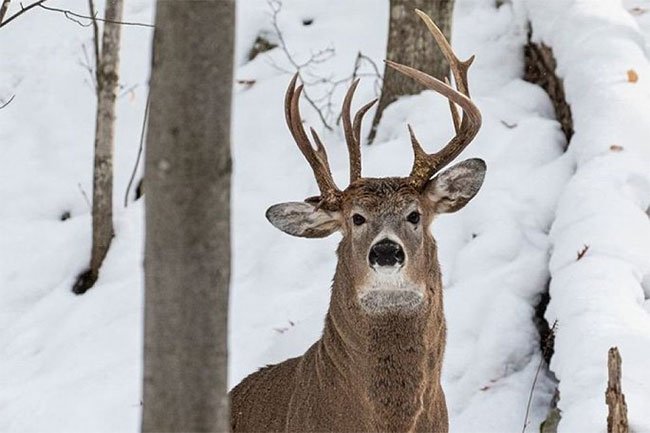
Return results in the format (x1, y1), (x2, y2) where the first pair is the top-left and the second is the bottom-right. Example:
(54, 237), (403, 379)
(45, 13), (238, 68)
(267, 11), (483, 314)
(267, 159), (485, 314)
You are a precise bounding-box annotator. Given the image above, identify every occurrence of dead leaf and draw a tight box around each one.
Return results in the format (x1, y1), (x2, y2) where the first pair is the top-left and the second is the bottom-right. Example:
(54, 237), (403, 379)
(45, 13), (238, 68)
(236, 79), (257, 90)
(610, 145), (624, 152)
(629, 7), (647, 16)
(627, 69), (639, 83)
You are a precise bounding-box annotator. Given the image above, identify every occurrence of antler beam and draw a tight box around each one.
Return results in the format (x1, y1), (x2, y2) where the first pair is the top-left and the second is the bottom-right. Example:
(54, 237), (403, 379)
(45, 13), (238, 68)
(284, 74), (342, 210)
(385, 9), (482, 190)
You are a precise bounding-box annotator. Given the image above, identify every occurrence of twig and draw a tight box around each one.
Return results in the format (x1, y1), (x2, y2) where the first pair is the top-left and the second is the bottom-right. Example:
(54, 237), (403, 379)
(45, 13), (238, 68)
(266, 1), (381, 131)
(38, 3), (153, 28)
(267, 0), (332, 130)
(521, 320), (558, 433)
(124, 87), (150, 207)
(79, 42), (97, 91)
(118, 83), (138, 99)
(87, 0), (100, 81)
(0, 94), (15, 109)
(335, 51), (383, 125)
(0, 0), (47, 29)
(577, 244), (589, 260)
(77, 183), (92, 211)
(0, 0), (11, 24)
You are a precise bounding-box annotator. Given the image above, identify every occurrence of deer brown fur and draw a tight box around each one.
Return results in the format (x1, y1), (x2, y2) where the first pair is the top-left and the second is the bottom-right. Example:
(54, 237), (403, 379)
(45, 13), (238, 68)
(231, 11), (485, 433)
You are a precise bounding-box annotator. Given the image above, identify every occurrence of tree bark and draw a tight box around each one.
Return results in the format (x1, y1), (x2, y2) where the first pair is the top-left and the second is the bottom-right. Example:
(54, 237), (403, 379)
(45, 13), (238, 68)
(523, 28), (573, 144)
(73, 0), (123, 294)
(368, 0), (454, 143)
(141, 0), (234, 432)
(606, 347), (629, 433)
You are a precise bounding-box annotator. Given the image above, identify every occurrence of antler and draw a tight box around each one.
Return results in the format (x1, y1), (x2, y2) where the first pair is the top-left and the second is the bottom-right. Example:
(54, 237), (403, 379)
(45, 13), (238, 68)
(341, 79), (377, 182)
(285, 74), (342, 210)
(284, 74), (377, 208)
(385, 9), (482, 190)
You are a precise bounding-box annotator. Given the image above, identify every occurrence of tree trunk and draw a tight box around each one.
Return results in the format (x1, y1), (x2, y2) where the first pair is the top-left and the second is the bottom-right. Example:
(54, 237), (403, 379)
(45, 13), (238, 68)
(73, 0), (123, 295)
(141, 0), (234, 431)
(368, 0), (454, 143)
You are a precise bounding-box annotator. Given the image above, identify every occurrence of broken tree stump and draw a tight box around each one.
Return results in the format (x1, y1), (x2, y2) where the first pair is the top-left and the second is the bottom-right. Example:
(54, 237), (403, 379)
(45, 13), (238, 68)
(606, 347), (629, 433)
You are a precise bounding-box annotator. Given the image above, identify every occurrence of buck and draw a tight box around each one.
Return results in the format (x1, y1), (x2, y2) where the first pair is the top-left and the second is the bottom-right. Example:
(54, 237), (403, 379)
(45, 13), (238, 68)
(231, 10), (484, 433)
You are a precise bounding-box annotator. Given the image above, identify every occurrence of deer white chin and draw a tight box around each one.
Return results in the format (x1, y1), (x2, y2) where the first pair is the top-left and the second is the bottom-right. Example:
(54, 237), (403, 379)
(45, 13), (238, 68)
(358, 274), (425, 314)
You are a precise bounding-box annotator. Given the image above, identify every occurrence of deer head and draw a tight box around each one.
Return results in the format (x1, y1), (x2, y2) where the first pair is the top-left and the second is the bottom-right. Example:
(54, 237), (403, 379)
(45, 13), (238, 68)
(266, 10), (485, 315)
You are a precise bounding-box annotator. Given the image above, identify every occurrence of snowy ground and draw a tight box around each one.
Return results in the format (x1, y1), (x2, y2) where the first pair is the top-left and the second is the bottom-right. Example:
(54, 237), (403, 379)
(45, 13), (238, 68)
(1, 0), (649, 432)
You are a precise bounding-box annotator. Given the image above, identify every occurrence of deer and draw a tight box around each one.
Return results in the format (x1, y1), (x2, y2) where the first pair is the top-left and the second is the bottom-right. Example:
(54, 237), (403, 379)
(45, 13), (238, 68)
(230, 10), (484, 433)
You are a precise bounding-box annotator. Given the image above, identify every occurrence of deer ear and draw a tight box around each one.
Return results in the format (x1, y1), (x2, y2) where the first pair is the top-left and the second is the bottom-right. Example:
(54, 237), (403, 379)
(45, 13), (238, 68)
(424, 158), (486, 214)
(266, 202), (341, 238)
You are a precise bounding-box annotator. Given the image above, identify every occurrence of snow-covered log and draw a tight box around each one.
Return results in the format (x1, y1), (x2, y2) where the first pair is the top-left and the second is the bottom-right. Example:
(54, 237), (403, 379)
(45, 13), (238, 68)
(523, 0), (650, 431)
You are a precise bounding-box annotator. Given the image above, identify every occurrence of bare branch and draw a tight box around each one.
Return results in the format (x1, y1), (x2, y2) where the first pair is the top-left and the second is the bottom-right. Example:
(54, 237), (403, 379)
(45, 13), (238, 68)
(88, 0), (100, 80)
(77, 183), (92, 211)
(0, 94), (15, 109)
(38, 3), (153, 28)
(521, 320), (558, 433)
(0, 0), (47, 29)
(266, 0), (333, 129)
(124, 87), (150, 207)
(78, 42), (97, 91)
(265, 0), (381, 131)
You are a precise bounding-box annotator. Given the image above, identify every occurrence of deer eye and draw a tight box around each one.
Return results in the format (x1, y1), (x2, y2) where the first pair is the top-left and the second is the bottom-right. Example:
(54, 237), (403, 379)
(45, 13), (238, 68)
(352, 214), (366, 226)
(407, 211), (421, 224)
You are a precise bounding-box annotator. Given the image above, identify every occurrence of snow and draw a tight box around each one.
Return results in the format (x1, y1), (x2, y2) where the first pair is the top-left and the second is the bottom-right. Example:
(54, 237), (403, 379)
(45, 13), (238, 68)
(524, 0), (650, 431)
(1, 0), (650, 432)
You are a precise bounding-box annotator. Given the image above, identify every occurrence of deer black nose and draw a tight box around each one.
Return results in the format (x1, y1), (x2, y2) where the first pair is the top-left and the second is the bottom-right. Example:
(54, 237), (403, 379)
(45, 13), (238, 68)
(369, 239), (405, 267)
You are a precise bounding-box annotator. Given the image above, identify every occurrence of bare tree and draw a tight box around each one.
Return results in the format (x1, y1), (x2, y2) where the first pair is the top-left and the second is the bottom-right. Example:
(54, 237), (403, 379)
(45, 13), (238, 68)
(368, 0), (454, 143)
(141, 0), (234, 431)
(73, 0), (124, 294)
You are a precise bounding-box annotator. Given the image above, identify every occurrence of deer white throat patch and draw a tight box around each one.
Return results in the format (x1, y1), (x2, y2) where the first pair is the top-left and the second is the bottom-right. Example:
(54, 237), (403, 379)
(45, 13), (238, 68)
(358, 273), (425, 314)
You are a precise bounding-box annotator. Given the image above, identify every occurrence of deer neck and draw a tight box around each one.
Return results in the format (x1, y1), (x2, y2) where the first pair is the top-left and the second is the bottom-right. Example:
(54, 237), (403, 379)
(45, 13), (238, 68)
(317, 259), (445, 432)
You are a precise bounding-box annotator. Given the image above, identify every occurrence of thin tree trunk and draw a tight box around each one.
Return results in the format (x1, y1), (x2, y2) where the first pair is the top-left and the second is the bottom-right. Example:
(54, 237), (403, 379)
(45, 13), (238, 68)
(368, 0), (454, 143)
(141, 0), (234, 431)
(73, 0), (123, 294)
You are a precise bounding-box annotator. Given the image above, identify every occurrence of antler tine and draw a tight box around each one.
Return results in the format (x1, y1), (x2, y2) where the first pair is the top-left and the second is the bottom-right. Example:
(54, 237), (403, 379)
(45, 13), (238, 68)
(284, 74), (342, 209)
(414, 9), (474, 98)
(444, 77), (461, 133)
(384, 10), (482, 189)
(353, 98), (378, 154)
(342, 79), (362, 182)
(341, 80), (378, 183)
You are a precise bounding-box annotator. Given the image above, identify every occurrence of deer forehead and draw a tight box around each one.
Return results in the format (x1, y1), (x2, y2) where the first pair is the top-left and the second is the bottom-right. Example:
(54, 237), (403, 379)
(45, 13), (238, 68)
(342, 177), (421, 212)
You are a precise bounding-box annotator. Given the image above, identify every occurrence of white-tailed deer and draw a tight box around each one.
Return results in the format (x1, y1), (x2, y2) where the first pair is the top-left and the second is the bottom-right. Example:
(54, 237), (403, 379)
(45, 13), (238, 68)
(231, 10), (484, 433)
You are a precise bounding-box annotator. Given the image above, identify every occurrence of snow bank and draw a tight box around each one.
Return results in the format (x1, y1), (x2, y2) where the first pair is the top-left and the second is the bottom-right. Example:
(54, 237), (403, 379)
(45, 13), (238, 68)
(523, 0), (650, 431)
